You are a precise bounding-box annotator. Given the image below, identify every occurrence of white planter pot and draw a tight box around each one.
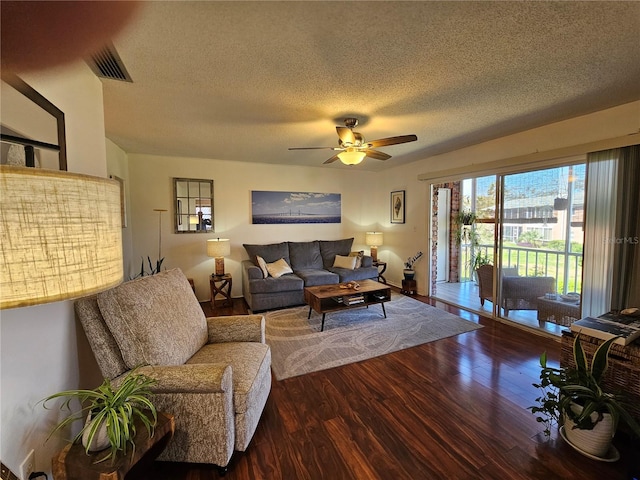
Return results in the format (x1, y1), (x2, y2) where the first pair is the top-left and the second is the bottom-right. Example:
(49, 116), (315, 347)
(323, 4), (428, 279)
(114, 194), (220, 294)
(563, 404), (614, 458)
(82, 412), (110, 452)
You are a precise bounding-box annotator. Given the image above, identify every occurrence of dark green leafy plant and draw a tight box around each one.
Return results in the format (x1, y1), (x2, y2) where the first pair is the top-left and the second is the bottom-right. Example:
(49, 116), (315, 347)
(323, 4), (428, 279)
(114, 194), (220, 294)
(471, 252), (492, 271)
(131, 256), (164, 279)
(529, 333), (640, 438)
(42, 369), (158, 464)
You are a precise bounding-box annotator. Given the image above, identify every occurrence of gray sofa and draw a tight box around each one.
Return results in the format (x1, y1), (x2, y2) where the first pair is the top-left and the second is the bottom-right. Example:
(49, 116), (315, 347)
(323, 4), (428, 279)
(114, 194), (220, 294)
(242, 238), (378, 312)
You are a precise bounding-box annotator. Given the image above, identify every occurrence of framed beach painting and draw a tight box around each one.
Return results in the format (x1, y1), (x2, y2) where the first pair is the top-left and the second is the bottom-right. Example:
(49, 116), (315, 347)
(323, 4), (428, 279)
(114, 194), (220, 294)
(251, 191), (341, 224)
(391, 190), (405, 224)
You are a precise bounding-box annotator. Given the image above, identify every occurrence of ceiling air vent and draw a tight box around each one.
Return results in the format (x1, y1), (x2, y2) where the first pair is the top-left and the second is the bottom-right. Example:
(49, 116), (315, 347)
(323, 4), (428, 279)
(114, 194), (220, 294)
(87, 43), (132, 82)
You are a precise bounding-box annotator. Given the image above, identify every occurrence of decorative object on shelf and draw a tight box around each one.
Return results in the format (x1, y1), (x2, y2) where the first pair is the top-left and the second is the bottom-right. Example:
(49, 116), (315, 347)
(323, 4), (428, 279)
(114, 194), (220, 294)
(529, 333), (640, 458)
(207, 238), (231, 276)
(365, 231), (384, 262)
(42, 369), (158, 465)
(0, 166), (123, 309)
(390, 190), (405, 224)
(403, 251), (423, 279)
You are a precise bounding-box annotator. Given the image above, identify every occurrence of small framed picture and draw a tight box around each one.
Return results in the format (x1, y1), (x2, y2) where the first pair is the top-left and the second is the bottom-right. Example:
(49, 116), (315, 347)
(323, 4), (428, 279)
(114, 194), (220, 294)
(391, 190), (405, 224)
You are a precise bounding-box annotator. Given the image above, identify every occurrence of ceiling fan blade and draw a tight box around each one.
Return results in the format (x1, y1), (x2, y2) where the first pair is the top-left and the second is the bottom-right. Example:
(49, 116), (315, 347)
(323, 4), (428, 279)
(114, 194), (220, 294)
(365, 149), (392, 161)
(323, 154), (341, 164)
(367, 134), (418, 148)
(288, 147), (340, 150)
(336, 126), (356, 145)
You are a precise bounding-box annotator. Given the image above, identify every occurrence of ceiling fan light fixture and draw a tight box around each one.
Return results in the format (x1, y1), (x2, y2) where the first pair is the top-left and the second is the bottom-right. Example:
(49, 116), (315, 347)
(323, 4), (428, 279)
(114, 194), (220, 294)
(338, 149), (366, 165)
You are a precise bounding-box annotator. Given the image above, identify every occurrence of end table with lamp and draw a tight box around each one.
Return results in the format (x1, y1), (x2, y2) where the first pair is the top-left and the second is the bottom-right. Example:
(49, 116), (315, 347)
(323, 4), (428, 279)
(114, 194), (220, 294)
(207, 238), (232, 308)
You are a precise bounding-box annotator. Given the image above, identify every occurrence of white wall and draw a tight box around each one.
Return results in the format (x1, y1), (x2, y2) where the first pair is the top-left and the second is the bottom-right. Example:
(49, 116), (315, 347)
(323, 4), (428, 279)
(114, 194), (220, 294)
(127, 154), (379, 300)
(126, 101), (640, 299)
(106, 139), (134, 275)
(0, 63), (107, 477)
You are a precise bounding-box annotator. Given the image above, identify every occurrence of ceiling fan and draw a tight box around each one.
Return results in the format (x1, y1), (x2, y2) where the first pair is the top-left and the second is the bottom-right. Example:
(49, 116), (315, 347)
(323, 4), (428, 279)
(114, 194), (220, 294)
(288, 118), (418, 165)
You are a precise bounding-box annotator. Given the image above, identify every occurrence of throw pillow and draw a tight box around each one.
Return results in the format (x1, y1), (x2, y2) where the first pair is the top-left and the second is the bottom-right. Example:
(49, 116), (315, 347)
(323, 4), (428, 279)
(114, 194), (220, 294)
(266, 258), (293, 278)
(333, 254), (357, 270)
(256, 255), (269, 278)
(349, 250), (364, 268)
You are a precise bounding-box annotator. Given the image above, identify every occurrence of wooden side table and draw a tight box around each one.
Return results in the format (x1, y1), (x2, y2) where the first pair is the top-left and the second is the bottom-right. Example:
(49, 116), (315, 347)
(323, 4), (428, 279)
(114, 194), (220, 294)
(52, 411), (174, 480)
(372, 261), (387, 284)
(210, 273), (232, 308)
(401, 279), (417, 295)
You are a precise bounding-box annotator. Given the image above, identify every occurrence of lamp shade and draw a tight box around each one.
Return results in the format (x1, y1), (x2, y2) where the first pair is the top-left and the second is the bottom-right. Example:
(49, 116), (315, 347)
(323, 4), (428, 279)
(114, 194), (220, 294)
(338, 149), (366, 165)
(207, 238), (231, 258)
(365, 231), (384, 246)
(0, 166), (123, 309)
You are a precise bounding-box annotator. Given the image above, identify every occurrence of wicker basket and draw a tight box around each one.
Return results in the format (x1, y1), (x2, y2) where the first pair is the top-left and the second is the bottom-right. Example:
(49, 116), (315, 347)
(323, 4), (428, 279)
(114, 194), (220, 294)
(560, 331), (640, 423)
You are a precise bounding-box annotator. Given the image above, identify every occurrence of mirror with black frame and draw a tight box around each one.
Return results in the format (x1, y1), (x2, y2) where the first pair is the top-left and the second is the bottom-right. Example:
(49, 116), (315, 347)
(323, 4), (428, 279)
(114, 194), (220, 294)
(174, 178), (214, 233)
(0, 72), (67, 170)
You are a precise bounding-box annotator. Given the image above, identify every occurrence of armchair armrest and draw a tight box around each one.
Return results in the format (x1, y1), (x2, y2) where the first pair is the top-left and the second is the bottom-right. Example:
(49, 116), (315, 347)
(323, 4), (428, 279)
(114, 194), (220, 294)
(131, 364), (233, 394)
(206, 314), (265, 343)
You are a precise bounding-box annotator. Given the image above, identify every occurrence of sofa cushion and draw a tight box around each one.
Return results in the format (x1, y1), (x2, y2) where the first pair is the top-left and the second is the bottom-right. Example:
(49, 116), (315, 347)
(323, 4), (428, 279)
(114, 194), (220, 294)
(97, 268), (208, 368)
(248, 274), (304, 294)
(333, 254), (357, 269)
(288, 241), (323, 270)
(293, 269), (339, 287)
(319, 238), (354, 269)
(243, 242), (290, 264)
(256, 256), (269, 278)
(266, 258), (293, 278)
(329, 265), (379, 283)
(349, 250), (364, 268)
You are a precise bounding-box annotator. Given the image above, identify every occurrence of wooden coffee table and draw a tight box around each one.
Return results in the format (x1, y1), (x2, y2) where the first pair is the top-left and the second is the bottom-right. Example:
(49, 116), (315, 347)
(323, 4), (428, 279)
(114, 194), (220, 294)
(304, 279), (391, 331)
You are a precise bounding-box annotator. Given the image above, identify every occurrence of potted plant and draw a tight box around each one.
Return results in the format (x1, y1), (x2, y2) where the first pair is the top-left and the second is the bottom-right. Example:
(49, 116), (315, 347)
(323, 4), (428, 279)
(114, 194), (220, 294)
(42, 369), (158, 464)
(529, 333), (640, 458)
(454, 210), (478, 245)
(404, 251), (423, 280)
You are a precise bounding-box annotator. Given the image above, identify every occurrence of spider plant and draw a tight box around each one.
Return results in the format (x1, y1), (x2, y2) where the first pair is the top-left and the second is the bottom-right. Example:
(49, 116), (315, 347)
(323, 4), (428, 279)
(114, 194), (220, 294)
(42, 369), (157, 464)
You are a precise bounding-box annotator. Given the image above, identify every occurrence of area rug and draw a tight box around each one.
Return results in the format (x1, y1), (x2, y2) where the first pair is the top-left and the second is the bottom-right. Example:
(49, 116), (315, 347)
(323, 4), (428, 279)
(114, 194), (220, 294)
(265, 293), (483, 380)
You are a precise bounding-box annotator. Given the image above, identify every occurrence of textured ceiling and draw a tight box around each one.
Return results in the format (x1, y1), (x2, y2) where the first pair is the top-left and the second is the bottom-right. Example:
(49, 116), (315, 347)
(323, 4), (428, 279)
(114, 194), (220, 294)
(102, 1), (640, 171)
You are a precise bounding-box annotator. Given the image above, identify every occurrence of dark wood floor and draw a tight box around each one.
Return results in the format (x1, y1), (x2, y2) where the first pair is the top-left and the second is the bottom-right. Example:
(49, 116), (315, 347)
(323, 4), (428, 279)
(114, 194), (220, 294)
(140, 292), (639, 480)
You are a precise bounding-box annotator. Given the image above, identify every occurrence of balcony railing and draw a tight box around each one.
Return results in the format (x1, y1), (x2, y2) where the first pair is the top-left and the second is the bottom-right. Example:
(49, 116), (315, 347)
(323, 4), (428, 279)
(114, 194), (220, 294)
(460, 244), (583, 294)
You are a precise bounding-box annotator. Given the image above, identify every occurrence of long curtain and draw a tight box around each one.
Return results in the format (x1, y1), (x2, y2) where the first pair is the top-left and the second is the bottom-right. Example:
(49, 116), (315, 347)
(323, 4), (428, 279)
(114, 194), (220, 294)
(582, 150), (618, 317)
(611, 145), (640, 310)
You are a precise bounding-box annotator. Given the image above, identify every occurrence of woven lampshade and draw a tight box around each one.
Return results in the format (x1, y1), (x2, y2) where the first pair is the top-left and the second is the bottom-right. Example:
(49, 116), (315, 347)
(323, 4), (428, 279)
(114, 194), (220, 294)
(207, 238), (231, 276)
(0, 166), (123, 309)
(365, 231), (384, 247)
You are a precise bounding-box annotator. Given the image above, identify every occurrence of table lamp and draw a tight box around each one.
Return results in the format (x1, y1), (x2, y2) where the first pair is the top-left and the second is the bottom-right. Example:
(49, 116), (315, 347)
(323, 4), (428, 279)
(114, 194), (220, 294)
(207, 238), (231, 276)
(365, 231), (384, 262)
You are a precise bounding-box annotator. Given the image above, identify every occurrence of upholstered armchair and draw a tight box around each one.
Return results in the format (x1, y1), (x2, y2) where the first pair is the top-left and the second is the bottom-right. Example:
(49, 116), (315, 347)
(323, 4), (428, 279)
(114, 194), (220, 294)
(75, 268), (271, 472)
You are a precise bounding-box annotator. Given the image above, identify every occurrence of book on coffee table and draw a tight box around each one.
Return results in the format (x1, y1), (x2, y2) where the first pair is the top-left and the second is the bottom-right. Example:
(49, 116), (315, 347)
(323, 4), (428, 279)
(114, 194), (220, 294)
(570, 315), (640, 346)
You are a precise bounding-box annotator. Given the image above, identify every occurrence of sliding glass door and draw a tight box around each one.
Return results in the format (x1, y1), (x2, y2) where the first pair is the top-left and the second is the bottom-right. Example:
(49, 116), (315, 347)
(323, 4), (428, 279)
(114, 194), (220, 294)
(497, 165), (585, 330)
(430, 161), (586, 334)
